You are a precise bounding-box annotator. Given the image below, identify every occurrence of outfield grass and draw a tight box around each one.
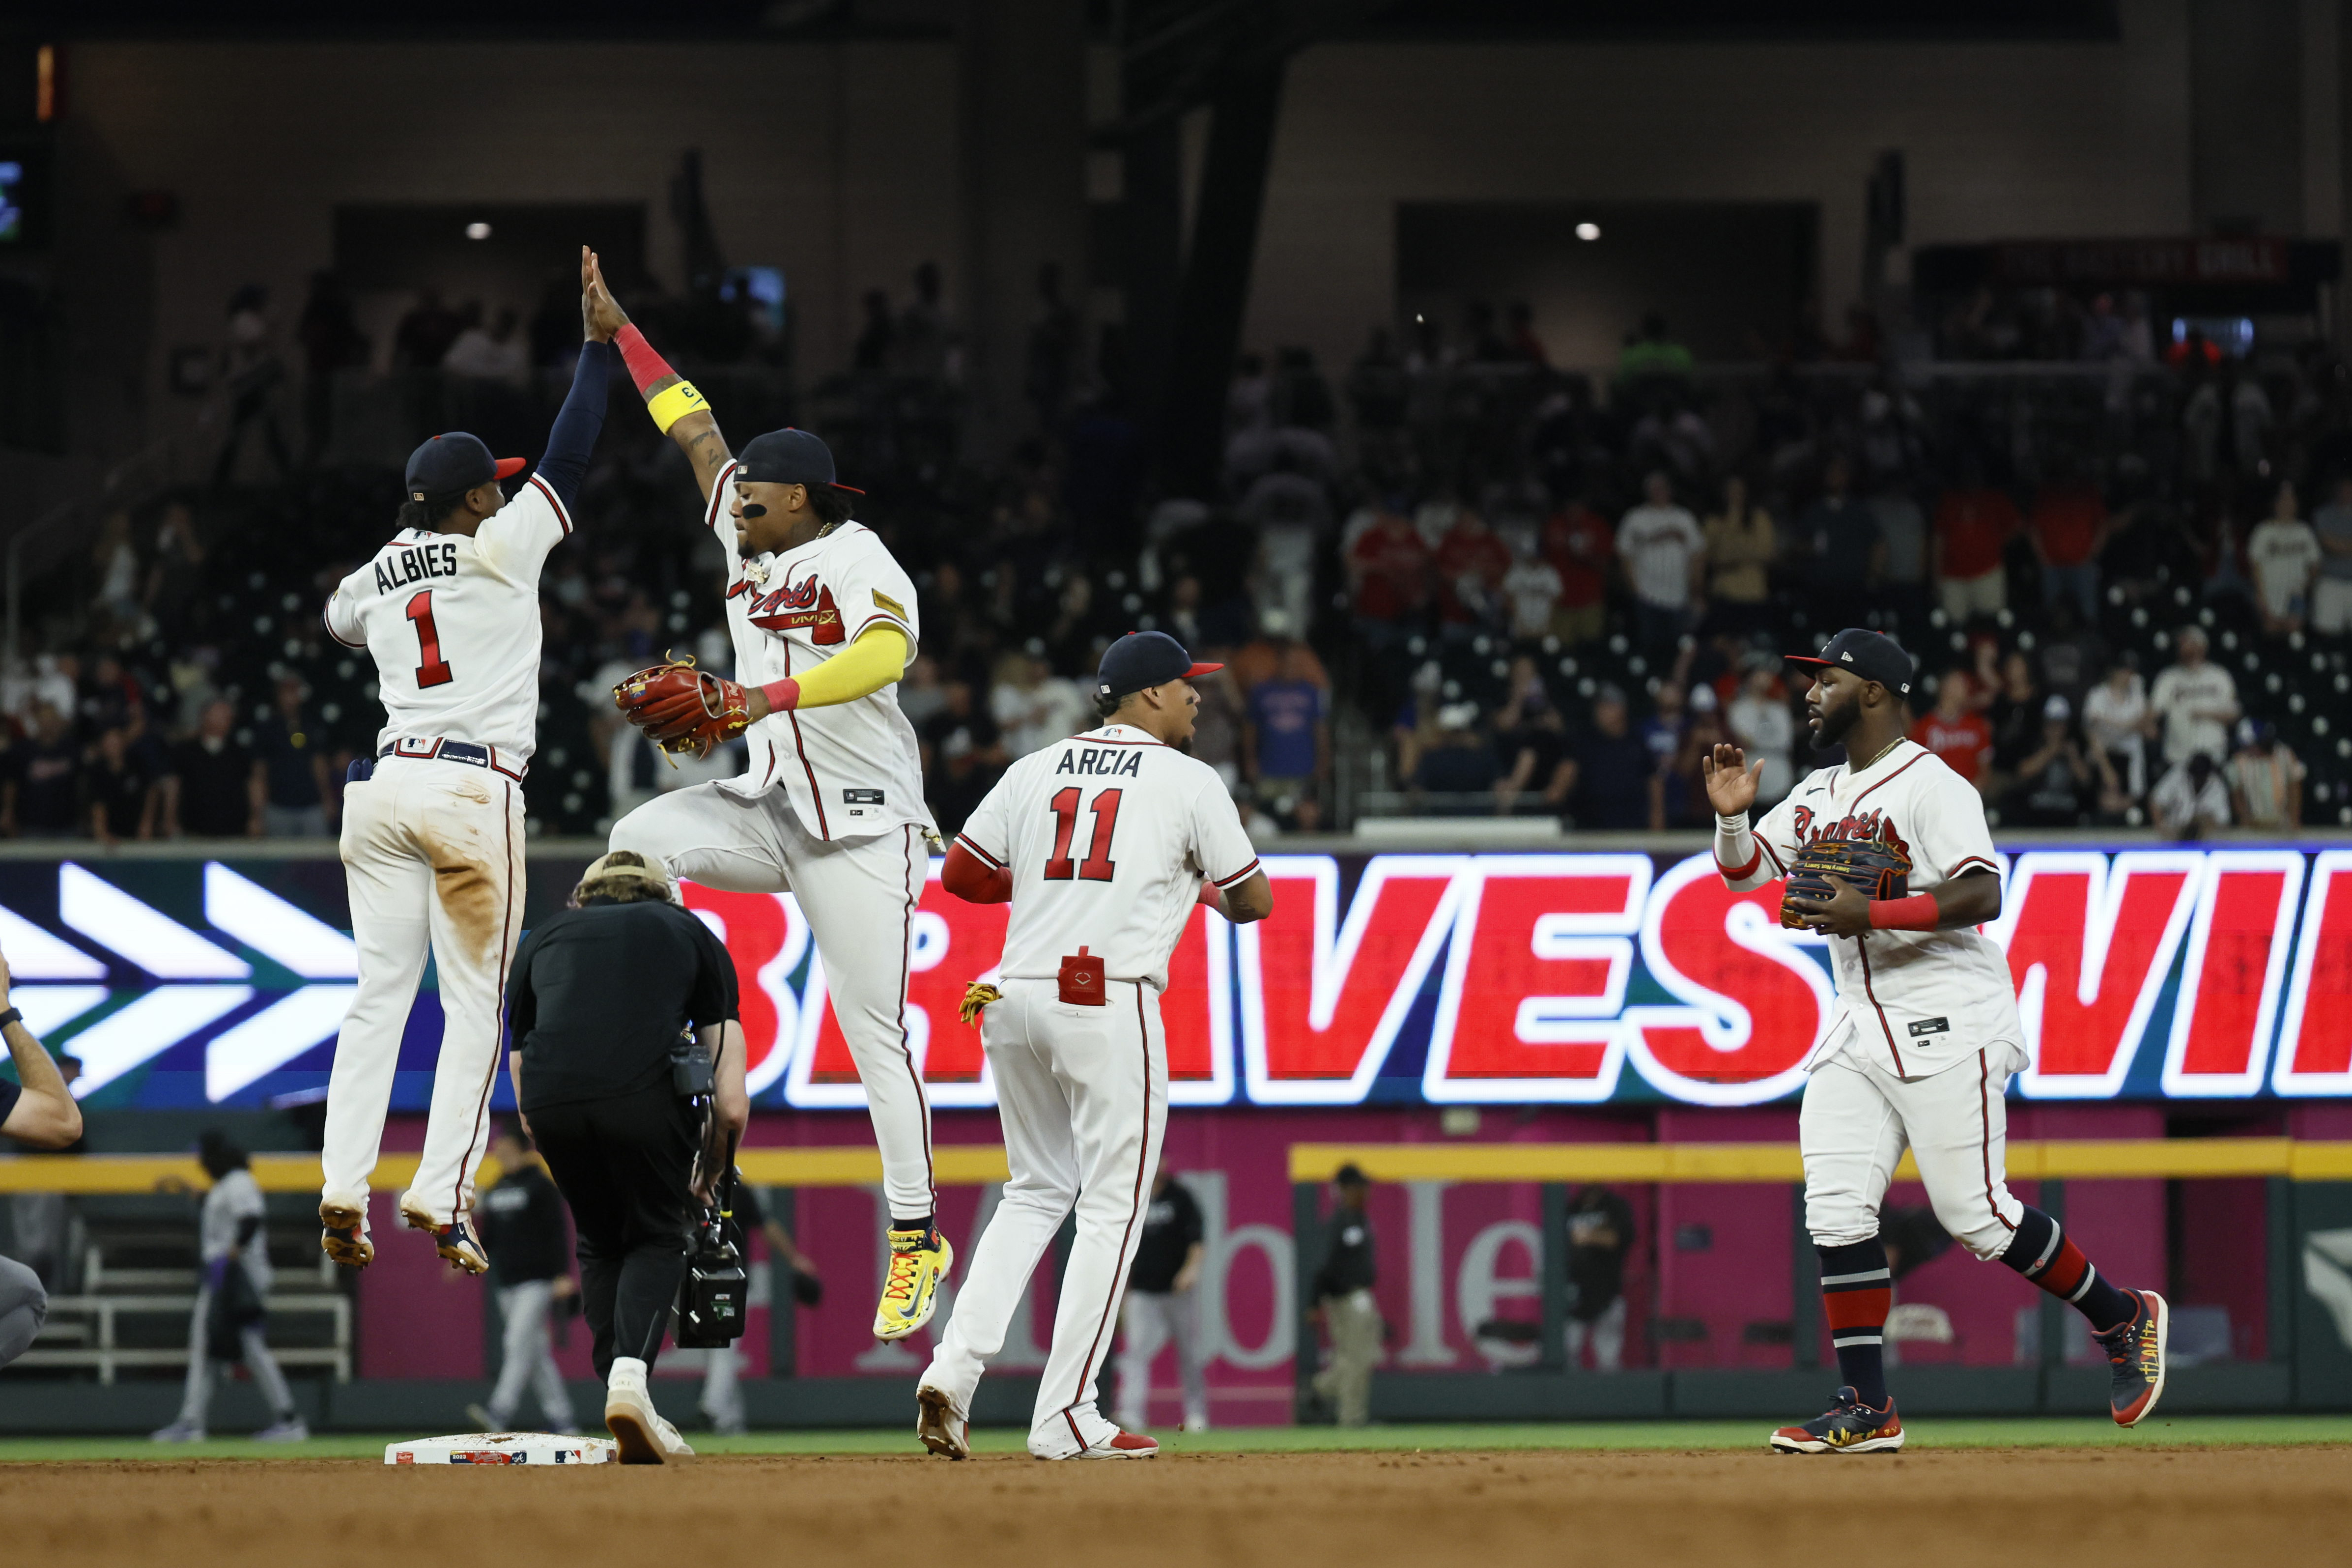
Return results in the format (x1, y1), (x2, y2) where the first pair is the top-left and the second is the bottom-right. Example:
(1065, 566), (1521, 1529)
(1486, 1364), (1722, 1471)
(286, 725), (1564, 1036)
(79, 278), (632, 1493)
(2, 1414), (2347, 1462)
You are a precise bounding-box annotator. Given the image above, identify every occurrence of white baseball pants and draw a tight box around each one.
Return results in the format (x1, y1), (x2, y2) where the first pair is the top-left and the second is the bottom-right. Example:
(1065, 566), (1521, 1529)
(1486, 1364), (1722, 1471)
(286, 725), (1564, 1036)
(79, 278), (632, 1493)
(1115, 1287), (1208, 1430)
(610, 784), (935, 1223)
(1801, 1037), (2029, 1261)
(921, 977), (1168, 1457)
(486, 1280), (576, 1431)
(323, 759), (525, 1226)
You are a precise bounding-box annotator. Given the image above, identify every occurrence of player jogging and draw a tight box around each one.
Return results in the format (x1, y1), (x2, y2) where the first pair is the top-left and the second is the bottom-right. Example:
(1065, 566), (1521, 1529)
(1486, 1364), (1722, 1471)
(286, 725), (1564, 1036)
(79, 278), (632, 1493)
(1705, 627), (2167, 1453)
(583, 262), (951, 1340)
(913, 631), (1273, 1460)
(317, 249), (614, 1275)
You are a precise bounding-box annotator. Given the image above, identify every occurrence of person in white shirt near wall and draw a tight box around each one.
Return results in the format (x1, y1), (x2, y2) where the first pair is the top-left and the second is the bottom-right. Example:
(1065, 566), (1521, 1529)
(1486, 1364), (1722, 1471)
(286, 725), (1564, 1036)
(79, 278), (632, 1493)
(914, 631), (1273, 1462)
(2245, 481), (2321, 638)
(2147, 626), (2238, 767)
(1617, 471), (1706, 660)
(1703, 627), (2167, 1454)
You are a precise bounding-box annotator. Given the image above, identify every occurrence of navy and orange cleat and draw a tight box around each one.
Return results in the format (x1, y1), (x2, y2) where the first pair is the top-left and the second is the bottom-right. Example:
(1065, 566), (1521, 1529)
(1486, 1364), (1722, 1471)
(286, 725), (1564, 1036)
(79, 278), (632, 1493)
(2093, 1288), (2169, 1426)
(1769, 1387), (1904, 1454)
(398, 1196), (489, 1275)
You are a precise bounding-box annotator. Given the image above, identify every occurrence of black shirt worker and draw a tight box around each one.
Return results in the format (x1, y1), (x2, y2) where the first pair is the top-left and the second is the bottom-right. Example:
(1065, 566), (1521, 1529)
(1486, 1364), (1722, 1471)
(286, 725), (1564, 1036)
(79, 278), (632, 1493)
(506, 850), (748, 1463)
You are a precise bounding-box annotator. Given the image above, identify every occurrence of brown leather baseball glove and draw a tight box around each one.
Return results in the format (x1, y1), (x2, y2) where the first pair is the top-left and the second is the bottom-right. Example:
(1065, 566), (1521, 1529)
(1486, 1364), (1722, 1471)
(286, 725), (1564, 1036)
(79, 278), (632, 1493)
(1779, 837), (1912, 929)
(612, 655), (753, 761)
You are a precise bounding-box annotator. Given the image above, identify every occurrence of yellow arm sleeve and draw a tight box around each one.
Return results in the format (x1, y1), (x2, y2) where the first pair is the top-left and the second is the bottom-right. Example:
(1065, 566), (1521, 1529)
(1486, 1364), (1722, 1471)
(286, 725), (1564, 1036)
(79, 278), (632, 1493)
(788, 624), (909, 710)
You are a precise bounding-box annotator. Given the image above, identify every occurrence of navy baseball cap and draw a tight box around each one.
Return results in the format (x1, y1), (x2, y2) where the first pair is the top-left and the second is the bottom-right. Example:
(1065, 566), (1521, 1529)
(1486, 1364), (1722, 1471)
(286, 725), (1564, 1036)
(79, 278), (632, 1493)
(404, 432), (524, 503)
(736, 428), (864, 495)
(1786, 627), (1915, 698)
(1096, 631), (1222, 703)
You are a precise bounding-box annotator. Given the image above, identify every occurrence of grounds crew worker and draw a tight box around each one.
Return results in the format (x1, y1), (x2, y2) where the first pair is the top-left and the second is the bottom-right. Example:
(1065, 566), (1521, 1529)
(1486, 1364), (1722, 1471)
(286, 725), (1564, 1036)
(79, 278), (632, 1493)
(506, 849), (747, 1464)
(1310, 1163), (1380, 1427)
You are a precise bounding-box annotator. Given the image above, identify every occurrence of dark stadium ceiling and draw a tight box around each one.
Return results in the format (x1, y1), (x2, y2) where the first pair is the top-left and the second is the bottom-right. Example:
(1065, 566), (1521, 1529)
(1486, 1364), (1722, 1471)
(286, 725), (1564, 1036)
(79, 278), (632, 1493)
(12, 0), (2120, 43)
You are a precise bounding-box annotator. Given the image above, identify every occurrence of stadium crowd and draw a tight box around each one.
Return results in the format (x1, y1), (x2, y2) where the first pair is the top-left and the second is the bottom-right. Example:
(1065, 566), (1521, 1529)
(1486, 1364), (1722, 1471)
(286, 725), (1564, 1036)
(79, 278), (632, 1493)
(5, 268), (2347, 843)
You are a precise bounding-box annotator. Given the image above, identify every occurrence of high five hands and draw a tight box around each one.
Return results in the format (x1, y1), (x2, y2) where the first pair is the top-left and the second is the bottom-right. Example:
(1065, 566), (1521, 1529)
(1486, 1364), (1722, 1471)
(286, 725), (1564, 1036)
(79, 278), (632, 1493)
(1700, 742), (1762, 820)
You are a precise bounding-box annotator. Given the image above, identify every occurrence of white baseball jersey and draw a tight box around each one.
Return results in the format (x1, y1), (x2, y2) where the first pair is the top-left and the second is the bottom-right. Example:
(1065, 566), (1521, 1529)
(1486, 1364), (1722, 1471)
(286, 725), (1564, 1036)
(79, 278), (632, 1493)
(1738, 738), (2021, 1076)
(954, 723), (1260, 990)
(322, 475), (570, 766)
(706, 458), (927, 842)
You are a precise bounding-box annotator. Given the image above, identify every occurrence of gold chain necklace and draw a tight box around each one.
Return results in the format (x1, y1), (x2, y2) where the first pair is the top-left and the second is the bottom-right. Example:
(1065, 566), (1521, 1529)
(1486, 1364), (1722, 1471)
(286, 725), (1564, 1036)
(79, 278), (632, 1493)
(1854, 734), (1905, 771)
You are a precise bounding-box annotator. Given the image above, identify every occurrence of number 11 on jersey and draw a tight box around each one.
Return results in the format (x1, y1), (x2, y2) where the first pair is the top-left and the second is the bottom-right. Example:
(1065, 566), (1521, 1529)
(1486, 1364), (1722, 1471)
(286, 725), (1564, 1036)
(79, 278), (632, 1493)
(406, 590), (454, 688)
(1045, 787), (1121, 881)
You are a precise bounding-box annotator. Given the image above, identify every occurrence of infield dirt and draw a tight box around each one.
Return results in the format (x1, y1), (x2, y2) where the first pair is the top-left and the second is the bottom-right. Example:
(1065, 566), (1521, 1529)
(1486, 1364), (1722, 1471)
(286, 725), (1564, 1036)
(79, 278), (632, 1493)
(1, 1447), (2339, 1567)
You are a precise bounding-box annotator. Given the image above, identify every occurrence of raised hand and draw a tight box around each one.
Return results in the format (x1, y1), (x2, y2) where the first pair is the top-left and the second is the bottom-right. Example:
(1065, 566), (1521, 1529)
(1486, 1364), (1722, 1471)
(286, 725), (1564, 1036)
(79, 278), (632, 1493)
(581, 246), (628, 343)
(1700, 742), (1762, 820)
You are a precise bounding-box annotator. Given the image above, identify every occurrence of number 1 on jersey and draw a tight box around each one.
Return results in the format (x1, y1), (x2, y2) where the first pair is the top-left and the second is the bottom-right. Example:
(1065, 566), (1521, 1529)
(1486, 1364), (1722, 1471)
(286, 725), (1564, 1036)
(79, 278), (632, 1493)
(1045, 786), (1122, 881)
(405, 590), (454, 688)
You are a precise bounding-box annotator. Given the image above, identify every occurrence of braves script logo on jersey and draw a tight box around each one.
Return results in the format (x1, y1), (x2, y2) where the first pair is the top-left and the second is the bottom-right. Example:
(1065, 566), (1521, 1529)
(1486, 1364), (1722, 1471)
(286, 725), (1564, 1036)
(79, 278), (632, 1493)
(1789, 803), (1914, 866)
(733, 572), (845, 644)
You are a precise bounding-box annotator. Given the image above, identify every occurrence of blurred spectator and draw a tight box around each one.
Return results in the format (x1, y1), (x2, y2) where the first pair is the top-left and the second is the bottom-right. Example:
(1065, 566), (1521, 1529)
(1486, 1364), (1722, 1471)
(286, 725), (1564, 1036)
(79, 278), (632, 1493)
(90, 510), (144, 636)
(1492, 659), (1573, 814)
(164, 698), (257, 838)
(1794, 456), (1884, 629)
(1391, 662), (1445, 784)
(88, 725), (161, 845)
(1701, 475), (1775, 637)
(2036, 599), (2108, 712)
(1616, 312), (1693, 383)
(1639, 682), (1687, 781)
(2006, 695), (2093, 826)
(146, 501), (206, 646)
(1618, 473), (1705, 658)
(2311, 475), (2352, 636)
(392, 288), (465, 369)
(2226, 719), (2304, 830)
(1409, 703), (1498, 800)
(1541, 492), (1614, 646)
(1500, 543), (1563, 645)
(2230, 367), (2273, 475)
(2028, 465), (2110, 624)
(1870, 486), (1930, 632)
(212, 284), (292, 489)
(1244, 646), (1330, 830)
(1985, 651), (2044, 798)
(1564, 686), (1650, 830)
(443, 306), (528, 382)
(1188, 665), (1247, 792)
(1308, 1165), (1380, 1429)
(1932, 470), (2019, 624)
(897, 654), (948, 733)
(2246, 481), (2321, 638)
(1910, 672), (1992, 791)
(295, 270), (368, 459)
(990, 652), (1089, 760)
(895, 260), (952, 380)
(852, 289), (895, 371)
(2083, 660), (2155, 804)
(2149, 627), (2239, 766)
(3, 704), (83, 839)
(1435, 510), (1511, 631)
(1347, 508), (1432, 640)
(253, 675), (335, 838)
(1726, 664), (1795, 805)
(1658, 685), (1727, 829)
(1504, 301), (1548, 366)
(2151, 752), (2231, 839)
(1025, 262), (1079, 432)
(1563, 1185), (1635, 1373)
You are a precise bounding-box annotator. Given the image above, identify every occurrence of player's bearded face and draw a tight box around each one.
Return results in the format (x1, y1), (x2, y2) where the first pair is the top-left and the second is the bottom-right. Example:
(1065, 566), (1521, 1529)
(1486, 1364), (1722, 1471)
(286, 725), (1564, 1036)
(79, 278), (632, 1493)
(1806, 671), (1860, 748)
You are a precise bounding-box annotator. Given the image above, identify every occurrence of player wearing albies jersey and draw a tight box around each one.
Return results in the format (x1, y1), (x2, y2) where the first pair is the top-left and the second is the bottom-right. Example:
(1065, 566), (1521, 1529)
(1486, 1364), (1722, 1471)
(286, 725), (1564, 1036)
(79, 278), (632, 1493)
(315, 248), (614, 1276)
(581, 260), (951, 1341)
(913, 632), (1273, 1462)
(1706, 627), (2167, 1453)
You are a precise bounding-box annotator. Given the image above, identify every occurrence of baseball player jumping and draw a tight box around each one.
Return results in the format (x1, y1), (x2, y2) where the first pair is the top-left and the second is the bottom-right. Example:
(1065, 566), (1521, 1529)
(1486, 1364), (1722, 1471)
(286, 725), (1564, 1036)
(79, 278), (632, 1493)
(1706, 627), (2167, 1453)
(914, 631), (1273, 1460)
(318, 248), (614, 1274)
(582, 263), (952, 1340)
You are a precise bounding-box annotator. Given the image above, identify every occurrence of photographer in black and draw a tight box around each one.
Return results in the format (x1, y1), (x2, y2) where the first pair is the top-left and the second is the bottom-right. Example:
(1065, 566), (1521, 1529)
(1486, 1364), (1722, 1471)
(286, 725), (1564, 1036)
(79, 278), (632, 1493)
(506, 850), (747, 1464)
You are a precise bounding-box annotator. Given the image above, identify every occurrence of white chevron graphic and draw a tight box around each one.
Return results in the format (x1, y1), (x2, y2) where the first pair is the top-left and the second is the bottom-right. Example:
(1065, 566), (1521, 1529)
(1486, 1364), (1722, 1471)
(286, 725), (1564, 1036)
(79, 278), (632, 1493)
(59, 864), (249, 979)
(14, 986), (111, 1040)
(68, 985), (254, 1097)
(204, 864), (358, 978)
(204, 984), (358, 1100)
(0, 904), (107, 980)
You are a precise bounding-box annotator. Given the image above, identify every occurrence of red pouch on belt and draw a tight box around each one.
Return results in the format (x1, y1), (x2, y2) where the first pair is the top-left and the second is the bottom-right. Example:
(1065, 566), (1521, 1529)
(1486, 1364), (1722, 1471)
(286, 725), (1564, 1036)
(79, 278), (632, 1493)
(1058, 946), (1107, 1006)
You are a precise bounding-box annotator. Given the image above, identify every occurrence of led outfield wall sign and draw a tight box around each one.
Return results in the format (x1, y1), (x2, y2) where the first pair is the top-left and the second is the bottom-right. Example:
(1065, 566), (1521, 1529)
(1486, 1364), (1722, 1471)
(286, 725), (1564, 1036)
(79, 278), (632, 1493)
(4, 848), (2350, 1109)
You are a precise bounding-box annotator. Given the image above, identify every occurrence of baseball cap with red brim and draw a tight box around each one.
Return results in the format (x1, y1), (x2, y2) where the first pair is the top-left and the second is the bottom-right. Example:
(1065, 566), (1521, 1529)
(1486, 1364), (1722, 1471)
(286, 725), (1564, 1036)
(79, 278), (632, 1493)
(1786, 627), (1915, 699)
(404, 431), (525, 502)
(1096, 630), (1222, 703)
(736, 427), (865, 495)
